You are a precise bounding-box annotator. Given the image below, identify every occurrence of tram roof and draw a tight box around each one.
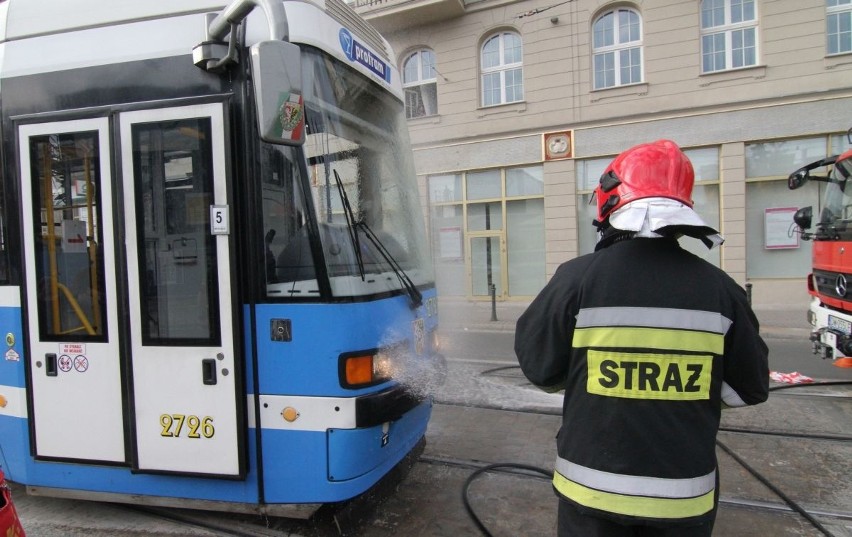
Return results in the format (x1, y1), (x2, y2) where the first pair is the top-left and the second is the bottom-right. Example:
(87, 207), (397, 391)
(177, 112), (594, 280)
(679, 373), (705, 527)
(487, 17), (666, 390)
(0, 1), (227, 41)
(0, 0), (388, 56)
(0, 0), (400, 98)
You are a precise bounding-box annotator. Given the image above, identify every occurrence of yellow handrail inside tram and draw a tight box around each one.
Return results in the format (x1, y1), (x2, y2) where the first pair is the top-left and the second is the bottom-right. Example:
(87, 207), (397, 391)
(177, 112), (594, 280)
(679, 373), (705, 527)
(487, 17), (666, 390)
(55, 282), (96, 336)
(40, 140), (99, 338)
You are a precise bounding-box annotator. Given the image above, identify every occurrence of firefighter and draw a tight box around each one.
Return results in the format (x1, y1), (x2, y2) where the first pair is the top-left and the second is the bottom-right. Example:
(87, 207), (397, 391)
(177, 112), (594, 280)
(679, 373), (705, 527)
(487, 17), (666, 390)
(515, 139), (769, 536)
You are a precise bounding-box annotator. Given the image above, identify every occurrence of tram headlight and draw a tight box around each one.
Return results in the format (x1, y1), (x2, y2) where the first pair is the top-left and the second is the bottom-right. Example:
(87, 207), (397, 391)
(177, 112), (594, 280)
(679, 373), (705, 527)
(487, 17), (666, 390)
(373, 350), (394, 379)
(430, 329), (441, 353)
(340, 348), (396, 388)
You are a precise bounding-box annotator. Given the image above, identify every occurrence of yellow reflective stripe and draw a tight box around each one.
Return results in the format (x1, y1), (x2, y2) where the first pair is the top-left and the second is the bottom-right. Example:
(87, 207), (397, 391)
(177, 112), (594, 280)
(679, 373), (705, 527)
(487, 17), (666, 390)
(573, 326), (724, 355)
(587, 350), (713, 400)
(553, 472), (715, 519)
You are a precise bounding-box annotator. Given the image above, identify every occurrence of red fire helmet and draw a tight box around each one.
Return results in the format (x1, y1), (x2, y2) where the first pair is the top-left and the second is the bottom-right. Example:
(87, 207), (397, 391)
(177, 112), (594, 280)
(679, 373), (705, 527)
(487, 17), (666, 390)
(594, 139), (695, 223)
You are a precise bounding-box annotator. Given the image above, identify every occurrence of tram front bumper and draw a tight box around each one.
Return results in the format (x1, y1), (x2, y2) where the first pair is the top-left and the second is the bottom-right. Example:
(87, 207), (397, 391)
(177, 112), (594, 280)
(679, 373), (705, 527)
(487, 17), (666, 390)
(356, 384), (422, 428)
(356, 351), (446, 428)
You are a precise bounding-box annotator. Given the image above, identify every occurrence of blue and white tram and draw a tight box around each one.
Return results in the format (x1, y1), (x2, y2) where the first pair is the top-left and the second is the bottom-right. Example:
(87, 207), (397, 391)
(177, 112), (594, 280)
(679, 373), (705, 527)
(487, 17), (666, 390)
(0, 0), (443, 515)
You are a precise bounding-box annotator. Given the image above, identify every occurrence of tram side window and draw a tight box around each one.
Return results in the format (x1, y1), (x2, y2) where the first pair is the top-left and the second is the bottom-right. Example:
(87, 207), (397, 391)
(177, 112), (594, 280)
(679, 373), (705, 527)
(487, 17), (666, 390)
(261, 144), (319, 298)
(0, 206), (7, 283)
(131, 119), (220, 344)
(29, 132), (107, 341)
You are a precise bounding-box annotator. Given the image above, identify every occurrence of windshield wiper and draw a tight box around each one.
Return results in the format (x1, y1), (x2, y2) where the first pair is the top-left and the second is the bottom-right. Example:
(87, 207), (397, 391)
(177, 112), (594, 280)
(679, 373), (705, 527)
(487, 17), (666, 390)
(334, 170), (366, 281)
(358, 220), (423, 309)
(334, 171), (422, 309)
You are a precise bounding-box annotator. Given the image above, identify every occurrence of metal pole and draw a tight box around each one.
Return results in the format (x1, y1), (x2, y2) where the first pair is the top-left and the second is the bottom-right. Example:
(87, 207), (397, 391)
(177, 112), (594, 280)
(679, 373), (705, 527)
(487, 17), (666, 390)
(745, 282), (752, 306)
(490, 284), (498, 322)
(207, 0), (288, 42)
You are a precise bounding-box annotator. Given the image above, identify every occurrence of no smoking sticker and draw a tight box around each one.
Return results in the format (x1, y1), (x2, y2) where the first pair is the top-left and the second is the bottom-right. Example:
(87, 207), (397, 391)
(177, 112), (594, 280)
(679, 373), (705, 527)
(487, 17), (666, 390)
(73, 355), (89, 372)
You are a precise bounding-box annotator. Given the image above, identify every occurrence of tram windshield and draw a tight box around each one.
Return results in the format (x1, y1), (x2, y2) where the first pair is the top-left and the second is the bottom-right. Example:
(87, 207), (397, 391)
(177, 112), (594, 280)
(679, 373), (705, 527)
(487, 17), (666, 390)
(263, 47), (434, 300)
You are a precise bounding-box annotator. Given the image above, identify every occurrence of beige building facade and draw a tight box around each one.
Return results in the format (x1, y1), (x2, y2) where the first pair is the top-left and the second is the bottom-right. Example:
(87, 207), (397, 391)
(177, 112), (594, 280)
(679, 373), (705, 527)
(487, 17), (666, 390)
(349, 0), (852, 307)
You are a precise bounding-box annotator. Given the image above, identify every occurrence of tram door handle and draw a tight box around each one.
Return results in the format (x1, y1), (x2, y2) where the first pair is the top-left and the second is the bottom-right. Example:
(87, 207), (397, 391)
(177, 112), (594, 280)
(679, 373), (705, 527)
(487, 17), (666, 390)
(202, 358), (217, 385)
(45, 353), (58, 377)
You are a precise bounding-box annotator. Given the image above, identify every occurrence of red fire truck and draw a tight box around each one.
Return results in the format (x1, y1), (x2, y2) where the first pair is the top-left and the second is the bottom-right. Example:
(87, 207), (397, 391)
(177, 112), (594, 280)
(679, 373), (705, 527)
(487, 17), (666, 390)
(788, 129), (852, 367)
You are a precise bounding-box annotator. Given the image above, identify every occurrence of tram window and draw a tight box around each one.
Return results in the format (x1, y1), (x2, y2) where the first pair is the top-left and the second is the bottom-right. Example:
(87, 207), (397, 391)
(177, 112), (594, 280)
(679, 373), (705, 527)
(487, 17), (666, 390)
(0, 140), (7, 285)
(261, 144), (320, 298)
(288, 47), (434, 300)
(29, 132), (107, 341)
(131, 119), (220, 344)
(0, 214), (7, 283)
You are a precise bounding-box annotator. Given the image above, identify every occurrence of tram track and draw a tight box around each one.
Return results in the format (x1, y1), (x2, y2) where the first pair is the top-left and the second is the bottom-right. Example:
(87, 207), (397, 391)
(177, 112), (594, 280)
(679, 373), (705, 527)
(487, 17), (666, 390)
(105, 380), (851, 537)
(127, 505), (285, 537)
(417, 454), (852, 523)
(431, 377), (852, 537)
(123, 438), (852, 537)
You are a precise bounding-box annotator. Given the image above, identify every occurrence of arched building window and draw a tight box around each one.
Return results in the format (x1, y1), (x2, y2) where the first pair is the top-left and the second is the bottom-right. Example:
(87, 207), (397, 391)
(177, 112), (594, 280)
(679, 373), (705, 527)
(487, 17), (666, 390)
(402, 49), (437, 119)
(592, 7), (643, 89)
(480, 31), (524, 107)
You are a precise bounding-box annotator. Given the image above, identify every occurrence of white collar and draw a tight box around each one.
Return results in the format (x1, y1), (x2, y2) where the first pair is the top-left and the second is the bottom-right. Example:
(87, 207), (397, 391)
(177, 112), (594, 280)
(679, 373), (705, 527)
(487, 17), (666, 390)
(607, 198), (724, 249)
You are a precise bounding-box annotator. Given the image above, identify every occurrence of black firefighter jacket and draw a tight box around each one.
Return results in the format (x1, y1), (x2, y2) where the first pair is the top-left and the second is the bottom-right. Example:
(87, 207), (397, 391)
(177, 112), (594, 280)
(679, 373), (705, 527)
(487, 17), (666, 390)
(515, 237), (769, 525)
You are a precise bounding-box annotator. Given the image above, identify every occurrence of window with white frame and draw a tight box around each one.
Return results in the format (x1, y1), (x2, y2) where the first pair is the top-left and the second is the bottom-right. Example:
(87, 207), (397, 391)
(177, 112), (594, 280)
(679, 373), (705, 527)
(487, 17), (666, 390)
(402, 49), (438, 119)
(481, 32), (524, 107)
(700, 0), (758, 73)
(827, 0), (852, 55)
(592, 8), (643, 90)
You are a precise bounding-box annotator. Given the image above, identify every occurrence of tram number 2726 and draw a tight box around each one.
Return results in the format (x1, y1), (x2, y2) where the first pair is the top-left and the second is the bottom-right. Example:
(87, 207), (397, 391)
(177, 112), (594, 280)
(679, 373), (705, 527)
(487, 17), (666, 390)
(159, 414), (216, 439)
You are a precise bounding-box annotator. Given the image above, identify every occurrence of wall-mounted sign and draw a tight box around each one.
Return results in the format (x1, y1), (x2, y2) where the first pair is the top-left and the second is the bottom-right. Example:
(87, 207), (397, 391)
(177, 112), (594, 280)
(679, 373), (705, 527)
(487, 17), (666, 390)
(61, 220), (87, 253)
(764, 207), (800, 249)
(543, 130), (573, 161)
(439, 227), (462, 260)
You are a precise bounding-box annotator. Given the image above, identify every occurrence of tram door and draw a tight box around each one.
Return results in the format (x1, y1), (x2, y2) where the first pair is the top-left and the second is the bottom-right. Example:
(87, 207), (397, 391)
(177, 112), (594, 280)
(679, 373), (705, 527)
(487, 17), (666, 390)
(119, 104), (242, 477)
(20, 118), (126, 462)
